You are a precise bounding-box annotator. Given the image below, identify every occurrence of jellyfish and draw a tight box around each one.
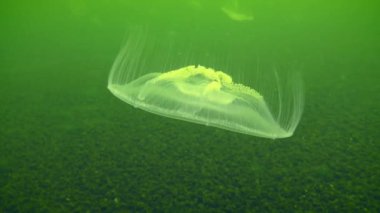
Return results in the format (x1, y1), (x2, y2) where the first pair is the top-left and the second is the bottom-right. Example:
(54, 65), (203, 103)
(108, 27), (304, 139)
(221, 0), (254, 22)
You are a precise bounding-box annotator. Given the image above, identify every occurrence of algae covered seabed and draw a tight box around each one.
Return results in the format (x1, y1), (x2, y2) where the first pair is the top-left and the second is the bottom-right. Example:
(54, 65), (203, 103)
(1, 1), (379, 212)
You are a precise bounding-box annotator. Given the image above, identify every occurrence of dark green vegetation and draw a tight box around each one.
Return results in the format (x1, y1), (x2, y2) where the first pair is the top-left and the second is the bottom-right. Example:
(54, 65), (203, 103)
(1, 0), (379, 212)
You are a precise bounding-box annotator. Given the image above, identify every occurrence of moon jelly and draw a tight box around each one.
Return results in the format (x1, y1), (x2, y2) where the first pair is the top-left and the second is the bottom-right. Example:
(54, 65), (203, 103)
(221, 0), (254, 21)
(108, 27), (304, 139)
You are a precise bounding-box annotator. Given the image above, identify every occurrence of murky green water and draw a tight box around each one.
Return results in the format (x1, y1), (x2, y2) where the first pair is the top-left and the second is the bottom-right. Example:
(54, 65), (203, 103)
(1, 0), (379, 211)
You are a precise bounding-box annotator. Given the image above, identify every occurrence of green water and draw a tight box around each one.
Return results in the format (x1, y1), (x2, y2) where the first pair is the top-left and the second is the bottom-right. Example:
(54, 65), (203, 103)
(1, 0), (379, 211)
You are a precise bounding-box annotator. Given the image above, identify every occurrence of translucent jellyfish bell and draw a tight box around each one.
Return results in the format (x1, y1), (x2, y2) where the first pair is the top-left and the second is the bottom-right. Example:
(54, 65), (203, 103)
(108, 27), (304, 139)
(221, 0), (254, 22)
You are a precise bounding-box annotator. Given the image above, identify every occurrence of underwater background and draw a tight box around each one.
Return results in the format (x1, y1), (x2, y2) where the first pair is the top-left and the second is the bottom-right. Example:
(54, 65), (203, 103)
(0, 0), (379, 212)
